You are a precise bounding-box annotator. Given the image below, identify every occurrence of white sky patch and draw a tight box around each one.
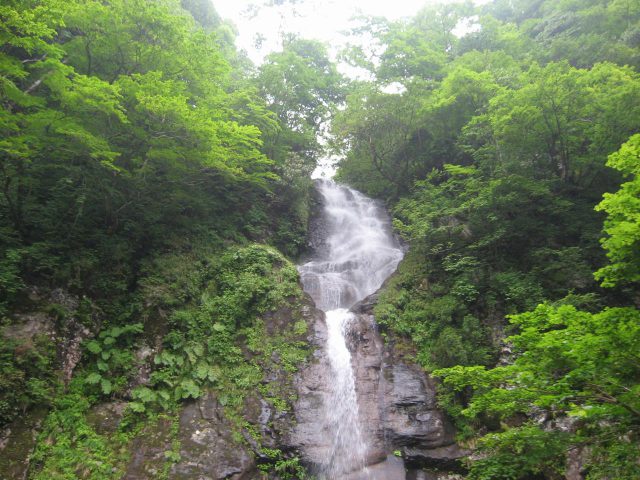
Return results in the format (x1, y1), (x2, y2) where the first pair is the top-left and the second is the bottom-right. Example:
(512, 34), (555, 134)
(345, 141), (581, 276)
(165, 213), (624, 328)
(213, 0), (487, 64)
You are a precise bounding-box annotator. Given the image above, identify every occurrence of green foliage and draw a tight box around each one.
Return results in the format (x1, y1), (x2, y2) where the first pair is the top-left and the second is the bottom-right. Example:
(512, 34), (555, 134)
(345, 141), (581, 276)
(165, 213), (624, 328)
(483, 0), (640, 69)
(436, 304), (640, 478)
(466, 425), (569, 480)
(258, 37), (346, 166)
(374, 249), (492, 370)
(0, 248), (24, 315)
(0, 0), (331, 475)
(0, 0), (318, 311)
(373, 166), (602, 370)
(83, 323), (143, 397)
(2, 0), (638, 478)
(24, 242), (310, 477)
(255, 38), (344, 256)
(0, 334), (57, 426)
(595, 134), (640, 287)
(29, 379), (132, 480)
(132, 244), (305, 413)
(258, 448), (310, 479)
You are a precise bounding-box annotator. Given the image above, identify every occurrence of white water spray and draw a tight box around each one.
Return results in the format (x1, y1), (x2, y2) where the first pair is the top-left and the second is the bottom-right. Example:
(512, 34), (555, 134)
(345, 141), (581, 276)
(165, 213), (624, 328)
(299, 180), (403, 478)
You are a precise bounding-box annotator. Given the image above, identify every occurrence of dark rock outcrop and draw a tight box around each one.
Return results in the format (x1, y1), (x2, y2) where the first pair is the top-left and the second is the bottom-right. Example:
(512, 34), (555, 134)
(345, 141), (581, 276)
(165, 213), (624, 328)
(2, 287), (101, 386)
(284, 303), (331, 466)
(303, 179), (332, 261)
(123, 291), (326, 480)
(351, 294), (467, 473)
(289, 291), (468, 477)
(169, 392), (256, 480)
(0, 408), (47, 480)
(124, 416), (174, 479)
(0, 288), (102, 480)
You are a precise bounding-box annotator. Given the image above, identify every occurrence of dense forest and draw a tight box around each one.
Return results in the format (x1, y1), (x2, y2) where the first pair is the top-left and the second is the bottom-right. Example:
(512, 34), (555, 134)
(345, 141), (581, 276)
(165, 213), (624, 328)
(0, 0), (638, 479)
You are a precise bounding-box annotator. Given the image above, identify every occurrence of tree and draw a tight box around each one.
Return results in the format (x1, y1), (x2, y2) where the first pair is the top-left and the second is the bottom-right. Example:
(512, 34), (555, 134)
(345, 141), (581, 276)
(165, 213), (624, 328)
(468, 61), (640, 187)
(595, 134), (640, 287)
(0, 0), (299, 301)
(0, 0), (126, 241)
(333, 83), (424, 199)
(257, 38), (345, 165)
(377, 3), (473, 82)
(335, 5), (640, 476)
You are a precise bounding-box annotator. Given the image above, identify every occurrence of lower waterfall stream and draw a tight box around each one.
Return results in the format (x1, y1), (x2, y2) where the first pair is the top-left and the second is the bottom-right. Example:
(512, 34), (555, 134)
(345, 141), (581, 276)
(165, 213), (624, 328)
(298, 180), (404, 478)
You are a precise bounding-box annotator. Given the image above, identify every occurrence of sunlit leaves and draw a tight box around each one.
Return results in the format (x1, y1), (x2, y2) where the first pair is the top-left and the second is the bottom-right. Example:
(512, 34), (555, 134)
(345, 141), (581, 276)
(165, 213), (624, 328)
(595, 134), (640, 287)
(436, 304), (640, 478)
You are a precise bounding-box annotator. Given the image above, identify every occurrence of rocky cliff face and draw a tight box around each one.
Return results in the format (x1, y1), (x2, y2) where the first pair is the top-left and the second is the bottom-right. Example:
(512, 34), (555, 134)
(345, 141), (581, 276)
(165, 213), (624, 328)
(1, 186), (467, 480)
(288, 290), (467, 479)
(0, 287), (100, 479)
(1, 287), (466, 480)
(0, 288), (323, 480)
(121, 294), (327, 480)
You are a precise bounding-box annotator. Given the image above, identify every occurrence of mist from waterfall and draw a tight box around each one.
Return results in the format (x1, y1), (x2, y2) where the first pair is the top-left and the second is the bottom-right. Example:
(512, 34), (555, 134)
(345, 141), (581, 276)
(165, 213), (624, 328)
(299, 180), (403, 478)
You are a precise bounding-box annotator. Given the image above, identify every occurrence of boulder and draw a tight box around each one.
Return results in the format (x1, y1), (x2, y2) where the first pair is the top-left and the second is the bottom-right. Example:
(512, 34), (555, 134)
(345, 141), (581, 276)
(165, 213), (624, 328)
(169, 392), (255, 480)
(124, 416), (175, 480)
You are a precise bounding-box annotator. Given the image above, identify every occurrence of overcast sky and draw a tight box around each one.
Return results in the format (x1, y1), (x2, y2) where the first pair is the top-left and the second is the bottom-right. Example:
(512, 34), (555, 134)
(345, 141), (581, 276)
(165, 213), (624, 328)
(213, 0), (484, 64)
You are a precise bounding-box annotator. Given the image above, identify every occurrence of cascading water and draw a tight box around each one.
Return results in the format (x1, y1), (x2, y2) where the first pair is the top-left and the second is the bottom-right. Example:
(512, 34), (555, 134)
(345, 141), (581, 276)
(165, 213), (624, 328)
(299, 179), (403, 478)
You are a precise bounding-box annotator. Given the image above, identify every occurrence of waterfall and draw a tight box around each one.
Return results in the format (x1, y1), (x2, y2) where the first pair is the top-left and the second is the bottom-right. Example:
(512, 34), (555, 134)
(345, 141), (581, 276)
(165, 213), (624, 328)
(299, 179), (404, 478)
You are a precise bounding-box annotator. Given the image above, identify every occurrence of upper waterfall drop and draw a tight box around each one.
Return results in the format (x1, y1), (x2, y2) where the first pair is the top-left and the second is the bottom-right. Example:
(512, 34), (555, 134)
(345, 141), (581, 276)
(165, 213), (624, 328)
(298, 179), (404, 478)
(299, 179), (404, 311)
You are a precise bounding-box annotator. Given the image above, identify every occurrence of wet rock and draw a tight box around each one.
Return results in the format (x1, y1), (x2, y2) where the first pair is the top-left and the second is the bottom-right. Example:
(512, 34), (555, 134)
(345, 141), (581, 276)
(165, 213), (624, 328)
(59, 317), (93, 385)
(350, 309), (458, 458)
(169, 391), (256, 480)
(348, 314), (387, 464)
(289, 290), (467, 475)
(350, 292), (379, 315)
(0, 287), (103, 478)
(86, 402), (127, 436)
(286, 304), (332, 467)
(124, 416), (174, 480)
(2, 312), (55, 342)
(126, 343), (158, 395)
(0, 408), (47, 480)
(343, 455), (406, 480)
(126, 289), (320, 479)
(303, 180), (332, 260)
(406, 471), (465, 480)
(383, 363), (438, 408)
(381, 363), (454, 450)
(243, 394), (276, 452)
(403, 444), (468, 470)
(565, 445), (588, 480)
(43, 288), (102, 385)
